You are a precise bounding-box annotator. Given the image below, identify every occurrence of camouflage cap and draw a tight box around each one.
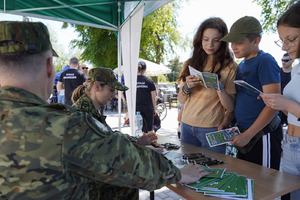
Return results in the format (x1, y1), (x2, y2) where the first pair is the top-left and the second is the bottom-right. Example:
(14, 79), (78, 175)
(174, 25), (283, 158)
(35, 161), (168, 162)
(220, 16), (262, 43)
(87, 68), (128, 91)
(0, 21), (58, 56)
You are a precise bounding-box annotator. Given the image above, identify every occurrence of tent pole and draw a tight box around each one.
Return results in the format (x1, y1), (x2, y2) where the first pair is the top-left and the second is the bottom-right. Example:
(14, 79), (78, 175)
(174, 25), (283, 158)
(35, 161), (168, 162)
(117, 2), (122, 131)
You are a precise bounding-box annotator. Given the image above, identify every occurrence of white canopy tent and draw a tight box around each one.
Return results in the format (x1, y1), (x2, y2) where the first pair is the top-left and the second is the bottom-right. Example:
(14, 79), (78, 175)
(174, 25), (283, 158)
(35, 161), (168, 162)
(113, 58), (171, 76)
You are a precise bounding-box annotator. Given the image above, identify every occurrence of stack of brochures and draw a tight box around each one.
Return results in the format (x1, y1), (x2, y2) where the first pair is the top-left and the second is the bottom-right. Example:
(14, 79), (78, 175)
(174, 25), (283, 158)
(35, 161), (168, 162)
(185, 166), (254, 200)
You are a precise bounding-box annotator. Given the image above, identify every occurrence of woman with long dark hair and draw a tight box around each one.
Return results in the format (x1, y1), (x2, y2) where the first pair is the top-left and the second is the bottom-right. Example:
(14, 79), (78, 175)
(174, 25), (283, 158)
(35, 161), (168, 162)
(178, 17), (238, 154)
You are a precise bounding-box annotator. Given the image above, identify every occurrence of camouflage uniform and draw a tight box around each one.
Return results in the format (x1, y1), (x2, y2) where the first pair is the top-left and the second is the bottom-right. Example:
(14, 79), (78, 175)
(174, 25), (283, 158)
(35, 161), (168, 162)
(0, 86), (181, 199)
(73, 94), (139, 200)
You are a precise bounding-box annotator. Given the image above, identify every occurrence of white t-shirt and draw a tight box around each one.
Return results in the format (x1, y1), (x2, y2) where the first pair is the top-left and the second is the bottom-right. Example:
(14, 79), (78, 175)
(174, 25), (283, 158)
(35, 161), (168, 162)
(283, 61), (300, 127)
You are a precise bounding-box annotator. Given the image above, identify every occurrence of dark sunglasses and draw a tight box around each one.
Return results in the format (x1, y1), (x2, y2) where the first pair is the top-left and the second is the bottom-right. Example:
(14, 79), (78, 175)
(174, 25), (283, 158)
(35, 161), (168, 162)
(81, 67), (88, 69)
(281, 59), (291, 62)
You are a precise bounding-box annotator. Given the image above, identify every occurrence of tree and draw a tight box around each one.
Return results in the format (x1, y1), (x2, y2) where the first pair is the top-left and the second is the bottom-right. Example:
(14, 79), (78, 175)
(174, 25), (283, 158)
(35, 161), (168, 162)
(166, 57), (183, 82)
(63, 24), (117, 69)
(140, 1), (188, 64)
(64, 0), (186, 69)
(252, 0), (297, 32)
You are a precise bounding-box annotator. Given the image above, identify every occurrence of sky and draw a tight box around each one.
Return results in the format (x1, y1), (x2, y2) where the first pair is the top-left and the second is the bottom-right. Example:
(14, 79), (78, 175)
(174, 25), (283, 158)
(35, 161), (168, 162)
(0, 0), (287, 66)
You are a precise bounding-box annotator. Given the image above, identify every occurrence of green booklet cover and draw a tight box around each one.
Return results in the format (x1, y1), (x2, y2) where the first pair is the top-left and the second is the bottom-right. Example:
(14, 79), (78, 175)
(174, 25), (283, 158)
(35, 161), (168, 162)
(206, 127), (241, 147)
(186, 177), (219, 189)
(188, 65), (220, 90)
(199, 172), (236, 191)
(202, 166), (226, 179)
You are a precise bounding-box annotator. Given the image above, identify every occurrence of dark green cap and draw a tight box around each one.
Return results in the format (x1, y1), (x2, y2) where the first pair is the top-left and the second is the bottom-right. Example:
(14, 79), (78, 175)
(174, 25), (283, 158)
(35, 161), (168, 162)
(87, 68), (128, 91)
(221, 16), (262, 43)
(0, 21), (58, 56)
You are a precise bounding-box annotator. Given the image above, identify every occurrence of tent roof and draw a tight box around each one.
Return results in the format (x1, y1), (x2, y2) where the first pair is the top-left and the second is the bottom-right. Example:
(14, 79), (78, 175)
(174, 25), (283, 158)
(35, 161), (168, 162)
(113, 58), (171, 76)
(0, 0), (171, 31)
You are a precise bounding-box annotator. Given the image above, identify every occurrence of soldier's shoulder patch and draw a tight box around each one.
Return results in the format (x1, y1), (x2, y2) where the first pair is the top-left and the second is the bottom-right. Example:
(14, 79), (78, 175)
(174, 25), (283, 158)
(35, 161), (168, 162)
(80, 101), (90, 113)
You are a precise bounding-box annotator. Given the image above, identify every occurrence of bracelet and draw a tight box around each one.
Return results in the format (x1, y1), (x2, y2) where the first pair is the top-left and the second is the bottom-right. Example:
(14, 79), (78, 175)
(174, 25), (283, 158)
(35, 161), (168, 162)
(181, 83), (192, 96)
(219, 83), (225, 91)
(184, 82), (192, 92)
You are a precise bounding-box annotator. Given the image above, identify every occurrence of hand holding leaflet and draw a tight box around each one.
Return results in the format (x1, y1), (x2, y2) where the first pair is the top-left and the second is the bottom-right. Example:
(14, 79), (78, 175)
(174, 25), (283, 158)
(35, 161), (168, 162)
(234, 80), (263, 94)
(206, 127), (241, 147)
(188, 65), (221, 90)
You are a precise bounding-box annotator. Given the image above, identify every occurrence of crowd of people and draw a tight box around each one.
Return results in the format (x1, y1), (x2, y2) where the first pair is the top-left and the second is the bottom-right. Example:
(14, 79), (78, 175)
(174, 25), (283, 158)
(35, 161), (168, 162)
(0, 1), (300, 200)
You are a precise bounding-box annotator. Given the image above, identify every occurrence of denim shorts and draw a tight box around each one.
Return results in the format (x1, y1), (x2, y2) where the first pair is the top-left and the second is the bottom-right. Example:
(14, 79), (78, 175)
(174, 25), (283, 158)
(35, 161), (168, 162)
(180, 122), (226, 154)
(282, 134), (300, 200)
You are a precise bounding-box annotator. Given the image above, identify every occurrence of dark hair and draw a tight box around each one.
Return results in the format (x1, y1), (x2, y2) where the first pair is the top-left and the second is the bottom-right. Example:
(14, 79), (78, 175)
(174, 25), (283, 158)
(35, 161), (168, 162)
(138, 61), (146, 73)
(283, 52), (290, 57)
(72, 85), (85, 103)
(70, 57), (79, 65)
(178, 17), (234, 82)
(71, 82), (106, 103)
(277, 1), (300, 58)
(245, 33), (262, 42)
(277, 1), (300, 28)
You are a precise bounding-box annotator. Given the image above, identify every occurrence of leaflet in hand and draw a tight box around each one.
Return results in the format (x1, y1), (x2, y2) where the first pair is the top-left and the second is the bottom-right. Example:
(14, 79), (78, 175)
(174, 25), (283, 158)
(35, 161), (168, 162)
(234, 80), (263, 94)
(206, 127), (241, 147)
(188, 65), (220, 90)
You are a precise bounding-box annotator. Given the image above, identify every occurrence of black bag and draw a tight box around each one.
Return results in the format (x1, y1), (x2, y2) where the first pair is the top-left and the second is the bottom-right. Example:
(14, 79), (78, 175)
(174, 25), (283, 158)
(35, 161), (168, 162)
(153, 113), (161, 132)
(235, 115), (280, 154)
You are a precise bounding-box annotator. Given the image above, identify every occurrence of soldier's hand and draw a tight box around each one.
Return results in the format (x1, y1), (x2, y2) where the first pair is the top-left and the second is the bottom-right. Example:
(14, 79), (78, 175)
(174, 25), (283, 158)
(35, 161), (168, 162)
(179, 164), (209, 184)
(137, 132), (157, 146)
(145, 145), (164, 153)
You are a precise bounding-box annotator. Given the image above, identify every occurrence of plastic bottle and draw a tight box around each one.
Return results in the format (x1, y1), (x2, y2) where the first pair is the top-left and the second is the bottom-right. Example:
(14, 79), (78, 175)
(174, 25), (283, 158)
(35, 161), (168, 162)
(135, 112), (143, 137)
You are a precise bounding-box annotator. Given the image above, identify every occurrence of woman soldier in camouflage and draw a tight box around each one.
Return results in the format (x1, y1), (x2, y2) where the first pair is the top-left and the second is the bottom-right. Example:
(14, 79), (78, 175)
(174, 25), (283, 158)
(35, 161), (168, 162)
(72, 67), (160, 200)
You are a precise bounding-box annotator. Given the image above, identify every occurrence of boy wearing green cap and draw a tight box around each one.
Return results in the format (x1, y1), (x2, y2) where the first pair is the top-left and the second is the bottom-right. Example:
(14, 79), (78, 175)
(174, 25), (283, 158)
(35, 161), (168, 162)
(221, 16), (282, 170)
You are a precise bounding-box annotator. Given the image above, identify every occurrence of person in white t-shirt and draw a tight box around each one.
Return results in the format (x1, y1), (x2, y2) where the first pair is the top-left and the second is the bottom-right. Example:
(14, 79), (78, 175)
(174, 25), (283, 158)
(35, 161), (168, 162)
(260, 3), (300, 199)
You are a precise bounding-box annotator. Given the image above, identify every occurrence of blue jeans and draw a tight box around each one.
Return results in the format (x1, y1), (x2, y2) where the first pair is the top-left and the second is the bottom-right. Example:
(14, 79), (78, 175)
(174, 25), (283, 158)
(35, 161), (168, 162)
(282, 134), (300, 200)
(57, 94), (64, 104)
(180, 122), (226, 154)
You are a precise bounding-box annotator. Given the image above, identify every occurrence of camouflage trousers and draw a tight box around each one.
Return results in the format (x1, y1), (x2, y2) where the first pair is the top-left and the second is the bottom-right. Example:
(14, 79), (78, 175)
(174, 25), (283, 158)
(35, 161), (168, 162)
(88, 181), (139, 200)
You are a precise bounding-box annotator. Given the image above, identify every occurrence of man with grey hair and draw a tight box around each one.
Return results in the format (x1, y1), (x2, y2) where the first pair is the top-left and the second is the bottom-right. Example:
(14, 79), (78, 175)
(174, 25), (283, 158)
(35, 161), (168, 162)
(57, 57), (87, 105)
(79, 63), (89, 75)
(0, 21), (208, 200)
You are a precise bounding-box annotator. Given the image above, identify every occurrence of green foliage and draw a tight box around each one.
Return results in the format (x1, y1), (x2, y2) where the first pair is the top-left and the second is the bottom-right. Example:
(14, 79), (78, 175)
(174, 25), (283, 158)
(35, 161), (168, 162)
(158, 74), (168, 83)
(166, 57), (183, 82)
(252, 0), (297, 32)
(140, 1), (187, 64)
(63, 23), (117, 69)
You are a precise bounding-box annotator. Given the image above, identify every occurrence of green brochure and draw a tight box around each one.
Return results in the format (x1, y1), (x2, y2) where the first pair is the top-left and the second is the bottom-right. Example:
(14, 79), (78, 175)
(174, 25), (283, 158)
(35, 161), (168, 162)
(202, 166), (226, 178)
(206, 127), (241, 147)
(188, 65), (220, 90)
(200, 173), (235, 191)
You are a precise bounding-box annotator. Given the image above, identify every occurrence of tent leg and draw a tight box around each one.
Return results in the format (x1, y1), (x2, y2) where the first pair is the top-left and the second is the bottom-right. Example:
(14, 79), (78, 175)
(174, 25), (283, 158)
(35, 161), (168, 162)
(150, 191), (154, 200)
